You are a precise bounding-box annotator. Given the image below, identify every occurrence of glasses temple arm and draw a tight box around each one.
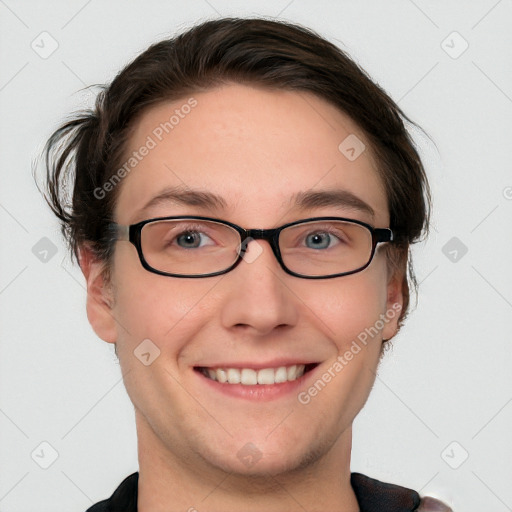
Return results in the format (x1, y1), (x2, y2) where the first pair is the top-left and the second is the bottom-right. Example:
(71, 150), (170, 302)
(108, 223), (130, 242)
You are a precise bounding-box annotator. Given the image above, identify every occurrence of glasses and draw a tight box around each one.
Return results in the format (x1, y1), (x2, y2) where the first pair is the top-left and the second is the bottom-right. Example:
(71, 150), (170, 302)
(111, 216), (393, 279)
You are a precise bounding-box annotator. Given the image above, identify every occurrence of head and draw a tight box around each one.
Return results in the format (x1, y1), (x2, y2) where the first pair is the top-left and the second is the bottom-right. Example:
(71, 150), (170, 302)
(42, 18), (430, 476)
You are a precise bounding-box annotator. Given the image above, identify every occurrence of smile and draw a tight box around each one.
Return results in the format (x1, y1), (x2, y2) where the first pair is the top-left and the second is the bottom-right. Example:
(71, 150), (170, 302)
(197, 363), (318, 385)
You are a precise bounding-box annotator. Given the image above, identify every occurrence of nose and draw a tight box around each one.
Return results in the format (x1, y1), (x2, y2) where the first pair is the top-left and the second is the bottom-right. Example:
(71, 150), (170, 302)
(219, 239), (299, 336)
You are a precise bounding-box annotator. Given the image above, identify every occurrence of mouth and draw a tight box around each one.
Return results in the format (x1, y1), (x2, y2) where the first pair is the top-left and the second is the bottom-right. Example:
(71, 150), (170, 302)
(194, 363), (319, 385)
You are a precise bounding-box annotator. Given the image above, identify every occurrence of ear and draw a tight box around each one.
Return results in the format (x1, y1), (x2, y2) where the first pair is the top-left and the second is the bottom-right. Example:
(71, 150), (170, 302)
(381, 269), (404, 342)
(78, 244), (117, 344)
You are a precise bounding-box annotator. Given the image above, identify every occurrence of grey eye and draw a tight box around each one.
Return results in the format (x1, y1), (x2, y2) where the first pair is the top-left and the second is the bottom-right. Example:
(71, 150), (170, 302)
(176, 232), (204, 248)
(305, 232), (333, 249)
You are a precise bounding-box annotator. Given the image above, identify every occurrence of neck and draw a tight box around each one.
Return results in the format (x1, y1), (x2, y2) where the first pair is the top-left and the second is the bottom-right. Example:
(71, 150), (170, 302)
(136, 412), (359, 512)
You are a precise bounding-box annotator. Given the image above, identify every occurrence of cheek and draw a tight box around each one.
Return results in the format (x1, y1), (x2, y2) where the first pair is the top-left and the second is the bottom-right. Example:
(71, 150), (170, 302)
(296, 262), (390, 347)
(295, 266), (390, 421)
(109, 245), (217, 356)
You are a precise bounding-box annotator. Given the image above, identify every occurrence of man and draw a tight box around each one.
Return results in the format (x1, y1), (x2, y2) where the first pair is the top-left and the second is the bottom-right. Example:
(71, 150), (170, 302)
(43, 18), (451, 511)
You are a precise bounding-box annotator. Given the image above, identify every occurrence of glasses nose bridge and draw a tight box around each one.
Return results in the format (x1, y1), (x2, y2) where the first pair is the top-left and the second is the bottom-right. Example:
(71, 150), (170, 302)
(242, 227), (281, 260)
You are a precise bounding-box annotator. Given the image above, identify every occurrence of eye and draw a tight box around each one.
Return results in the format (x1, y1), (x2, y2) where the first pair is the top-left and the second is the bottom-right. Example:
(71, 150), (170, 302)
(158, 222), (218, 250)
(172, 230), (214, 249)
(304, 230), (342, 250)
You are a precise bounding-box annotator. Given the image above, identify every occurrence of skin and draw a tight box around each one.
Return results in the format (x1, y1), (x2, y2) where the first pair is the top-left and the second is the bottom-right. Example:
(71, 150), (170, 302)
(80, 83), (404, 512)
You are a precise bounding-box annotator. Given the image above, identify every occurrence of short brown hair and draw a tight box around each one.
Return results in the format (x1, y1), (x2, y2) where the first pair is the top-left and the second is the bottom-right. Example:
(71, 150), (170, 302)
(41, 17), (431, 329)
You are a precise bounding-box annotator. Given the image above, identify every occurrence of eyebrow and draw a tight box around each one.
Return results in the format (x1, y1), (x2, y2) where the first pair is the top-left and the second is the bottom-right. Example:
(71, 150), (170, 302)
(137, 185), (374, 220)
(289, 189), (375, 219)
(138, 185), (228, 215)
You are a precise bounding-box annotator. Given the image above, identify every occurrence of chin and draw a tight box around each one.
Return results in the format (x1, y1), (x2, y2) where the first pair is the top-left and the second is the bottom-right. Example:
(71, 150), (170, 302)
(203, 433), (328, 479)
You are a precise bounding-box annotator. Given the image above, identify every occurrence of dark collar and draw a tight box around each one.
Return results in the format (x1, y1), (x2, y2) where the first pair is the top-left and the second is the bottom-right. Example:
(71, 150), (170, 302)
(351, 472), (420, 511)
(87, 471), (421, 512)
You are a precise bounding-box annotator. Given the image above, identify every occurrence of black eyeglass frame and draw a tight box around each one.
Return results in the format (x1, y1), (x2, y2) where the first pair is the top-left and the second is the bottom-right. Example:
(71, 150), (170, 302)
(111, 215), (394, 280)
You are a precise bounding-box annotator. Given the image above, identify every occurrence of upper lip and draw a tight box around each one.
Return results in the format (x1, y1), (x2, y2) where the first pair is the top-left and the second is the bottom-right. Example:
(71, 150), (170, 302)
(195, 360), (319, 370)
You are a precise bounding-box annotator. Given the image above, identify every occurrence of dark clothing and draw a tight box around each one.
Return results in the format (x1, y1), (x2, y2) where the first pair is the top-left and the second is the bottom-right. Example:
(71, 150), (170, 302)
(86, 471), (451, 511)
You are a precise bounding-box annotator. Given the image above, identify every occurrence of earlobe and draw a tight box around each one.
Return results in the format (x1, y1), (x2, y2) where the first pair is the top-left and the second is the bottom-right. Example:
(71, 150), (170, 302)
(78, 245), (118, 344)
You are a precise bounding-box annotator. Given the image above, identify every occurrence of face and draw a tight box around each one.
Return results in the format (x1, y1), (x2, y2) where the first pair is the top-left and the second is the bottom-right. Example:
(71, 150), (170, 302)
(84, 83), (403, 477)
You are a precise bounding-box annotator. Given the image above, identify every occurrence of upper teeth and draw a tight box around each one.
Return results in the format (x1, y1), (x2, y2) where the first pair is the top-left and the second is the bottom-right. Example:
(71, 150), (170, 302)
(202, 365), (306, 385)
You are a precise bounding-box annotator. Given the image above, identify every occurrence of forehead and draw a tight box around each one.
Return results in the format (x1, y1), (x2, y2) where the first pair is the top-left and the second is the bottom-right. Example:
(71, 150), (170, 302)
(115, 83), (388, 225)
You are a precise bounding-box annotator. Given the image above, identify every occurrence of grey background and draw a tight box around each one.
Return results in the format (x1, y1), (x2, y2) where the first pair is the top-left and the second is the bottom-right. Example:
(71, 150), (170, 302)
(1, 1), (511, 510)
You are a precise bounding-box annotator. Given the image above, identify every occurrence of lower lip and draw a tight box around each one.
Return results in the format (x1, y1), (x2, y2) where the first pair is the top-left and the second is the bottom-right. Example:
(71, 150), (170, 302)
(195, 367), (318, 401)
